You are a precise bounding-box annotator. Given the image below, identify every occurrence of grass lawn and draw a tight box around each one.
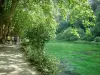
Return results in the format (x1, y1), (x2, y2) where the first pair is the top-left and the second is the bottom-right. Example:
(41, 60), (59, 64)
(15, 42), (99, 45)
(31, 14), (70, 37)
(45, 40), (100, 75)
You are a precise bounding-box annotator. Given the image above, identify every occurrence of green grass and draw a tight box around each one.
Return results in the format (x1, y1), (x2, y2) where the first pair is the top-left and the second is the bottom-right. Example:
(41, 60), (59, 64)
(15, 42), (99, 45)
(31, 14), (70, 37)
(45, 40), (100, 75)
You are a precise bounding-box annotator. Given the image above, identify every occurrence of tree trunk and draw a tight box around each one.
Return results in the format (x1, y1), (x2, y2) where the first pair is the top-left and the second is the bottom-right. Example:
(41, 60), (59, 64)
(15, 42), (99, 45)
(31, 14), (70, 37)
(0, 0), (19, 43)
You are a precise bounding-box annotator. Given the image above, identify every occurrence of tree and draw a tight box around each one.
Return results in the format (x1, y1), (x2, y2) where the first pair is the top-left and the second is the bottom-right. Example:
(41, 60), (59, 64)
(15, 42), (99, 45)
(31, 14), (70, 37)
(91, 0), (100, 12)
(56, 21), (71, 34)
(0, 0), (19, 43)
(92, 12), (100, 36)
(0, 0), (95, 41)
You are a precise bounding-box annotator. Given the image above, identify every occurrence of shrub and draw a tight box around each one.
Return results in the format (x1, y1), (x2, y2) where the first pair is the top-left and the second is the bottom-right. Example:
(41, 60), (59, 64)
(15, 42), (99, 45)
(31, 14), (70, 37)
(21, 38), (29, 46)
(77, 28), (85, 38)
(26, 25), (50, 48)
(56, 32), (63, 40)
(56, 27), (79, 41)
(94, 37), (100, 42)
(21, 25), (60, 75)
(92, 12), (100, 36)
(82, 34), (95, 41)
(22, 45), (60, 75)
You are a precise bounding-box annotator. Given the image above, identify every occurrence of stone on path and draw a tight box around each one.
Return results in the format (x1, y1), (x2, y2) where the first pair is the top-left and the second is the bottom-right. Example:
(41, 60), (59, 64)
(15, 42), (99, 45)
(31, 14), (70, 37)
(0, 45), (39, 75)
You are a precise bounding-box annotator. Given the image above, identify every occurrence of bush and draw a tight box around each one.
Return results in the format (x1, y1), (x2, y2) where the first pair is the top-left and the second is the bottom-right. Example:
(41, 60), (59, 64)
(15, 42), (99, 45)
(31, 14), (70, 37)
(56, 32), (63, 40)
(56, 27), (79, 41)
(26, 25), (50, 48)
(82, 34), (95, 41)
(20, 38), (29, 46)
(21, 25), (60, 75)
(77, 28), (85, 38)
(22, 45), (60, 75)
(92, 12), (100, 36)
(94, 37), (100, 42)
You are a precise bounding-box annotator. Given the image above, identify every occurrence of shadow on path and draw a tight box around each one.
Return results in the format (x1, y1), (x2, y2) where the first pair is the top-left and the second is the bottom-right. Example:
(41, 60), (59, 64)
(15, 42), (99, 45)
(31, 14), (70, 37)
(0, 45), (39, 75)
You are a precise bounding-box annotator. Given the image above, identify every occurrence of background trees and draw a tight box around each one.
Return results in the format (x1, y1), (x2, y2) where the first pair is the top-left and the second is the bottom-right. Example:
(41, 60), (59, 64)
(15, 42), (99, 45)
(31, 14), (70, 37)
(56, 0), (100, 42)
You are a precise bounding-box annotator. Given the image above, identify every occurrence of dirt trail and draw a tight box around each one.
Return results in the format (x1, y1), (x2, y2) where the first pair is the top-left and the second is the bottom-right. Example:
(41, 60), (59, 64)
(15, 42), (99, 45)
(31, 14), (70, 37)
(0, 45), (39, 75)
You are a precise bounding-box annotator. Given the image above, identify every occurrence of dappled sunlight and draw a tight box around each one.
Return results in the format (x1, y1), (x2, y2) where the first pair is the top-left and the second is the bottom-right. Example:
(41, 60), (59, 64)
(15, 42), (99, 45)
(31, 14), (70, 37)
(0, 61), (6, 64)
(0, 44), (17, 48)
(0, 73), (7, 75)
(0, 46), (39, 75)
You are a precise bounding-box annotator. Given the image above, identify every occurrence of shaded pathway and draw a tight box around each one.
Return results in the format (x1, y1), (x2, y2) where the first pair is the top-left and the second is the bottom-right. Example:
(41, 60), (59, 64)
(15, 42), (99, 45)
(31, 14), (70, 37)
(0, 45), (39, 75)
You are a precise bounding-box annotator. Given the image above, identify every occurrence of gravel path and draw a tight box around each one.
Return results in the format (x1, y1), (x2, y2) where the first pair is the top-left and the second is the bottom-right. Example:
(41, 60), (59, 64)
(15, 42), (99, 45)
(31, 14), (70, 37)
(0, 45), (39, 75)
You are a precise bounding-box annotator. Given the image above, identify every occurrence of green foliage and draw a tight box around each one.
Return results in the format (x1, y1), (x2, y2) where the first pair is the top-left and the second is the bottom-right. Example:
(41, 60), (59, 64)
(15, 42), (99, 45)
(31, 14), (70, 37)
(56, 21), (71, 34)
(21, 45), (60, 75)
(92, 12), (100, 36)
(82, 34), (95, 41)
(12, 0), (95, 35)
(10, 0), (96, 42)
(21, 19), (60, 75)
(57, 27), (79, 41)
(26, 25), (50, 50)
(1, 0), (96, 37)
(21, 38), (29, 46)
(4, 0), (12, 13)
(77, 28), (85, 38)
(91, 0), (100, 12)
(94, 37), (100, 42)
(56, 32), (63, 40)
(11, 8), (33, 36)
(92, 24), (100, 36)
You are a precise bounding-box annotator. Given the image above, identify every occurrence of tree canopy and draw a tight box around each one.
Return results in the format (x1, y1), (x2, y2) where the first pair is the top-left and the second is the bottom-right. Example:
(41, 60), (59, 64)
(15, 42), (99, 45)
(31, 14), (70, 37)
(0, 0), (95, 43)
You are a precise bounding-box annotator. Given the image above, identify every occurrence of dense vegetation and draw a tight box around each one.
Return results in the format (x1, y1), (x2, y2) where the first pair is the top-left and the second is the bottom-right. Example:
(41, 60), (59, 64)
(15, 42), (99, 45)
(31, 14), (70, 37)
(0, 0), (100, 75)
(56, 0), (100, 42)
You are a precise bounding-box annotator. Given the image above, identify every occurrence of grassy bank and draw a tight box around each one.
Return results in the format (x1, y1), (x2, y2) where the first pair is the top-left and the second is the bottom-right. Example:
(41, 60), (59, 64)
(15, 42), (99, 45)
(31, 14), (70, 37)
(45, 40), (100, 75)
